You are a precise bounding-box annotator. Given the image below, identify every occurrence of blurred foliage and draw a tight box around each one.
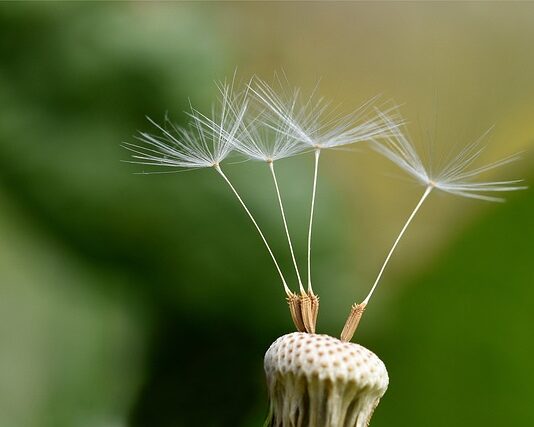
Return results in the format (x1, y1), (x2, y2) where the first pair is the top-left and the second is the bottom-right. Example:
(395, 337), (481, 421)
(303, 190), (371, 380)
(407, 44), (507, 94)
(0, 3), (532, 427)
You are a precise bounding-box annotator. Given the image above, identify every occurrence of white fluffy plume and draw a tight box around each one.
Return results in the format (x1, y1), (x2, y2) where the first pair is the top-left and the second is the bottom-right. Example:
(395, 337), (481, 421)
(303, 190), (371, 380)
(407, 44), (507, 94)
(123, 80), (246, 170)
(373, 111), (527, 202)
(249, 75), (394, 150)
(229, 115), (307, 162)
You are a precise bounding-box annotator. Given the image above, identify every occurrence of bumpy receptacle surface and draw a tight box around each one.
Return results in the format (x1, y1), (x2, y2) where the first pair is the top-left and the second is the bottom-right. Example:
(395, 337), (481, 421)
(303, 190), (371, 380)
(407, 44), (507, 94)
(264, 332), (388, 427)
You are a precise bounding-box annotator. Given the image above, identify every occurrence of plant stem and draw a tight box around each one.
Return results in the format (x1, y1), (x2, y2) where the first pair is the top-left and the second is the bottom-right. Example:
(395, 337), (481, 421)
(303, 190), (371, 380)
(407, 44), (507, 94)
(363, 185), (433, 305)
(216, 165), (291, 295)
(307, 148), (321, 294)
(269, 161), (305, 294)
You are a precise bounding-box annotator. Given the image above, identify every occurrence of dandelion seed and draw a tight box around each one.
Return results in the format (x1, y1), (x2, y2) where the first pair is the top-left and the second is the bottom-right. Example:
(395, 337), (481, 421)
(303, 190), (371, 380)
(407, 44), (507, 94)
(249, 76), (397, 333)
(221, 101), (322, 329)
(249, 78), (394, 275)
(229, 120), (308, 294)
(124, 80), (295, 306)
(340, 112), (527, 342)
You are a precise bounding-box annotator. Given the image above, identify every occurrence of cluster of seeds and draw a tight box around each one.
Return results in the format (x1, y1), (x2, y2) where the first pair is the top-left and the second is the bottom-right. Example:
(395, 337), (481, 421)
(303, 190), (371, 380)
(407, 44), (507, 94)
(126, 76), (525, 341)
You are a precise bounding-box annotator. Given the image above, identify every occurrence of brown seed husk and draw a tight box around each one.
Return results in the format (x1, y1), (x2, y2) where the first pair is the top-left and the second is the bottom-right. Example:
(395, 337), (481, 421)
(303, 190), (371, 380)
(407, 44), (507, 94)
(287, 292), (306, 332)
(300, 291), (319, 333)
(340, 302), (366, 342)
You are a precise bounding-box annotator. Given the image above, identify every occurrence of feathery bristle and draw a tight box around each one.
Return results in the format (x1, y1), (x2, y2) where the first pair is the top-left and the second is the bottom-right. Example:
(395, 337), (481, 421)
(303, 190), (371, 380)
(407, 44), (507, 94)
(250, 75), (395, 150)
(229, 114), (307, 162)
(373, 111), (527, 201)
(123, 80), (246, 170)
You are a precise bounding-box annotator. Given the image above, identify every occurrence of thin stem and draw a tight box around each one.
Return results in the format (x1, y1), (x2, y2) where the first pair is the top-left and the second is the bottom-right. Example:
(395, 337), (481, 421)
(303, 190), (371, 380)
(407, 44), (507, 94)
(269, 161), (305, 294)
(307, 148), (321, 294)
(362, 185), (433, 305)
(215, 165), (291, 295)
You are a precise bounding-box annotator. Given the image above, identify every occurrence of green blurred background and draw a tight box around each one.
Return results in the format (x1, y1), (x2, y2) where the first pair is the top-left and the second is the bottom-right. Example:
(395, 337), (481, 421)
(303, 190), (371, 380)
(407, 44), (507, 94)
(0, 3), (532, 427)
